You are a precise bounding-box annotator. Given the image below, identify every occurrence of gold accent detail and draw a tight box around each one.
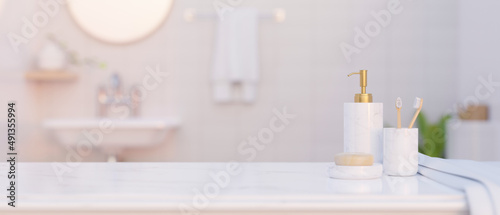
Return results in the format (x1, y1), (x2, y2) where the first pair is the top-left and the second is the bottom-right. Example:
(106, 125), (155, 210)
(347, 70), (372, 103)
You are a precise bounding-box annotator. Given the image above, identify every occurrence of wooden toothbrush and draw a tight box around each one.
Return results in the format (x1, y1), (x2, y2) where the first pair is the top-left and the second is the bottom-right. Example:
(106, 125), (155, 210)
(396, 97), (402, 128)
(409, 97), (423, 128)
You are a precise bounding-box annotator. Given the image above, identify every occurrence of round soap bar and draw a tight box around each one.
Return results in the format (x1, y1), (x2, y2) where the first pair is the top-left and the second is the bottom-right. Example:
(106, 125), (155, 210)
(334, 152), (374, 166)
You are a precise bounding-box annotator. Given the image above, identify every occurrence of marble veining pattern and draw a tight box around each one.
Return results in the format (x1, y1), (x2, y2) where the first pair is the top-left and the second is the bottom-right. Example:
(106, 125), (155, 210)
(344, 103), (384, 162)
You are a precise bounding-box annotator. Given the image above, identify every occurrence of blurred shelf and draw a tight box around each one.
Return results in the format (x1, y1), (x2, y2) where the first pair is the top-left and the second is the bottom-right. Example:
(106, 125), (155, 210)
(25, 70), (78, 82)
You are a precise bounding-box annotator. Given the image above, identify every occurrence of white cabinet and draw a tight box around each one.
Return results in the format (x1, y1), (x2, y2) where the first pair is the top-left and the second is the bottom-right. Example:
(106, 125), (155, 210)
(446, 120), (500, 161)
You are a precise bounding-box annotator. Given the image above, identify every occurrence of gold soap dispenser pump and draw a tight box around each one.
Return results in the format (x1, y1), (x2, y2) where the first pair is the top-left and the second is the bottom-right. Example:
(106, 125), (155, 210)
(347, 70), (372, 103)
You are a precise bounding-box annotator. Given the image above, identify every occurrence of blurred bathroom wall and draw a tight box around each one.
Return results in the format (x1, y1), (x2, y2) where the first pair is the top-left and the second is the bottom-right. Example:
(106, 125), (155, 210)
(457, 0), (500, 117)
(0, 0), (470, 162)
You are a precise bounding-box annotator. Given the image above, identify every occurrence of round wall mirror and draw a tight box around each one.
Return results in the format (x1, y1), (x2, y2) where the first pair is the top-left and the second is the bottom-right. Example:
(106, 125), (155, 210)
(67, 0), (174, 44)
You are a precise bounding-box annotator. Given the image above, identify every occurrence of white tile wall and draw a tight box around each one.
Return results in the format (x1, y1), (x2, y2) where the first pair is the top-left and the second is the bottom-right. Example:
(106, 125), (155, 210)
(0, 0), (461, 162)
(457, 0), (500, 109)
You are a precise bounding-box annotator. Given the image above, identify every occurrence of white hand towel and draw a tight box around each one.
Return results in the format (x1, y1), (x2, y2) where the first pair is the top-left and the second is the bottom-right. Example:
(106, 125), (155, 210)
(418, 153), (500, 215)
(211, 8), (260, 103)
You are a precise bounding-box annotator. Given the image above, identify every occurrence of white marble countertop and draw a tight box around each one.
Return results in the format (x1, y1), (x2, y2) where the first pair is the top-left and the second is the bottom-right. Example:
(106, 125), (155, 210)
(0, 163), (467, 214)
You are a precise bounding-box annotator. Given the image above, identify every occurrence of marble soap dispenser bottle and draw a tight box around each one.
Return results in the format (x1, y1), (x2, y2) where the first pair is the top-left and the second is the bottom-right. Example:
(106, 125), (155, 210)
(344, 70), (383, 163)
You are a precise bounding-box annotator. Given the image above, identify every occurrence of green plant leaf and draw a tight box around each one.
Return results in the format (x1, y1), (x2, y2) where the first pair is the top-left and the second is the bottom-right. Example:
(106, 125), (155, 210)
(417, 112), (428, 132)
(416, 112), (450, 158)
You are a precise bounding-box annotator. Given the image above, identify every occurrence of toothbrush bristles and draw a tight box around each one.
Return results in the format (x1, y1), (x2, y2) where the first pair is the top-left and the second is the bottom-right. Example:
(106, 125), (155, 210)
(396, 97), (402, 108)
(413, 97), (421, 108)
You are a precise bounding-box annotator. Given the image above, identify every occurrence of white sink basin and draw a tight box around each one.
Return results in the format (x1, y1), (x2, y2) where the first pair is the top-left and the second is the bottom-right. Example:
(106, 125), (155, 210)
(43, 118), (180, 161)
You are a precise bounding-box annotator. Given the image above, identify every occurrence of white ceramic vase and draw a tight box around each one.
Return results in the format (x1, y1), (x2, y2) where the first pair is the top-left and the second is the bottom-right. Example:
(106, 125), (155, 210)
(37, 40), (67, 70)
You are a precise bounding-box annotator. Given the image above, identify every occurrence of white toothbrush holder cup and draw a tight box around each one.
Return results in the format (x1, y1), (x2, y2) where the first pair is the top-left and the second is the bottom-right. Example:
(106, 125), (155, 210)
(383, 128), (419, 176)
